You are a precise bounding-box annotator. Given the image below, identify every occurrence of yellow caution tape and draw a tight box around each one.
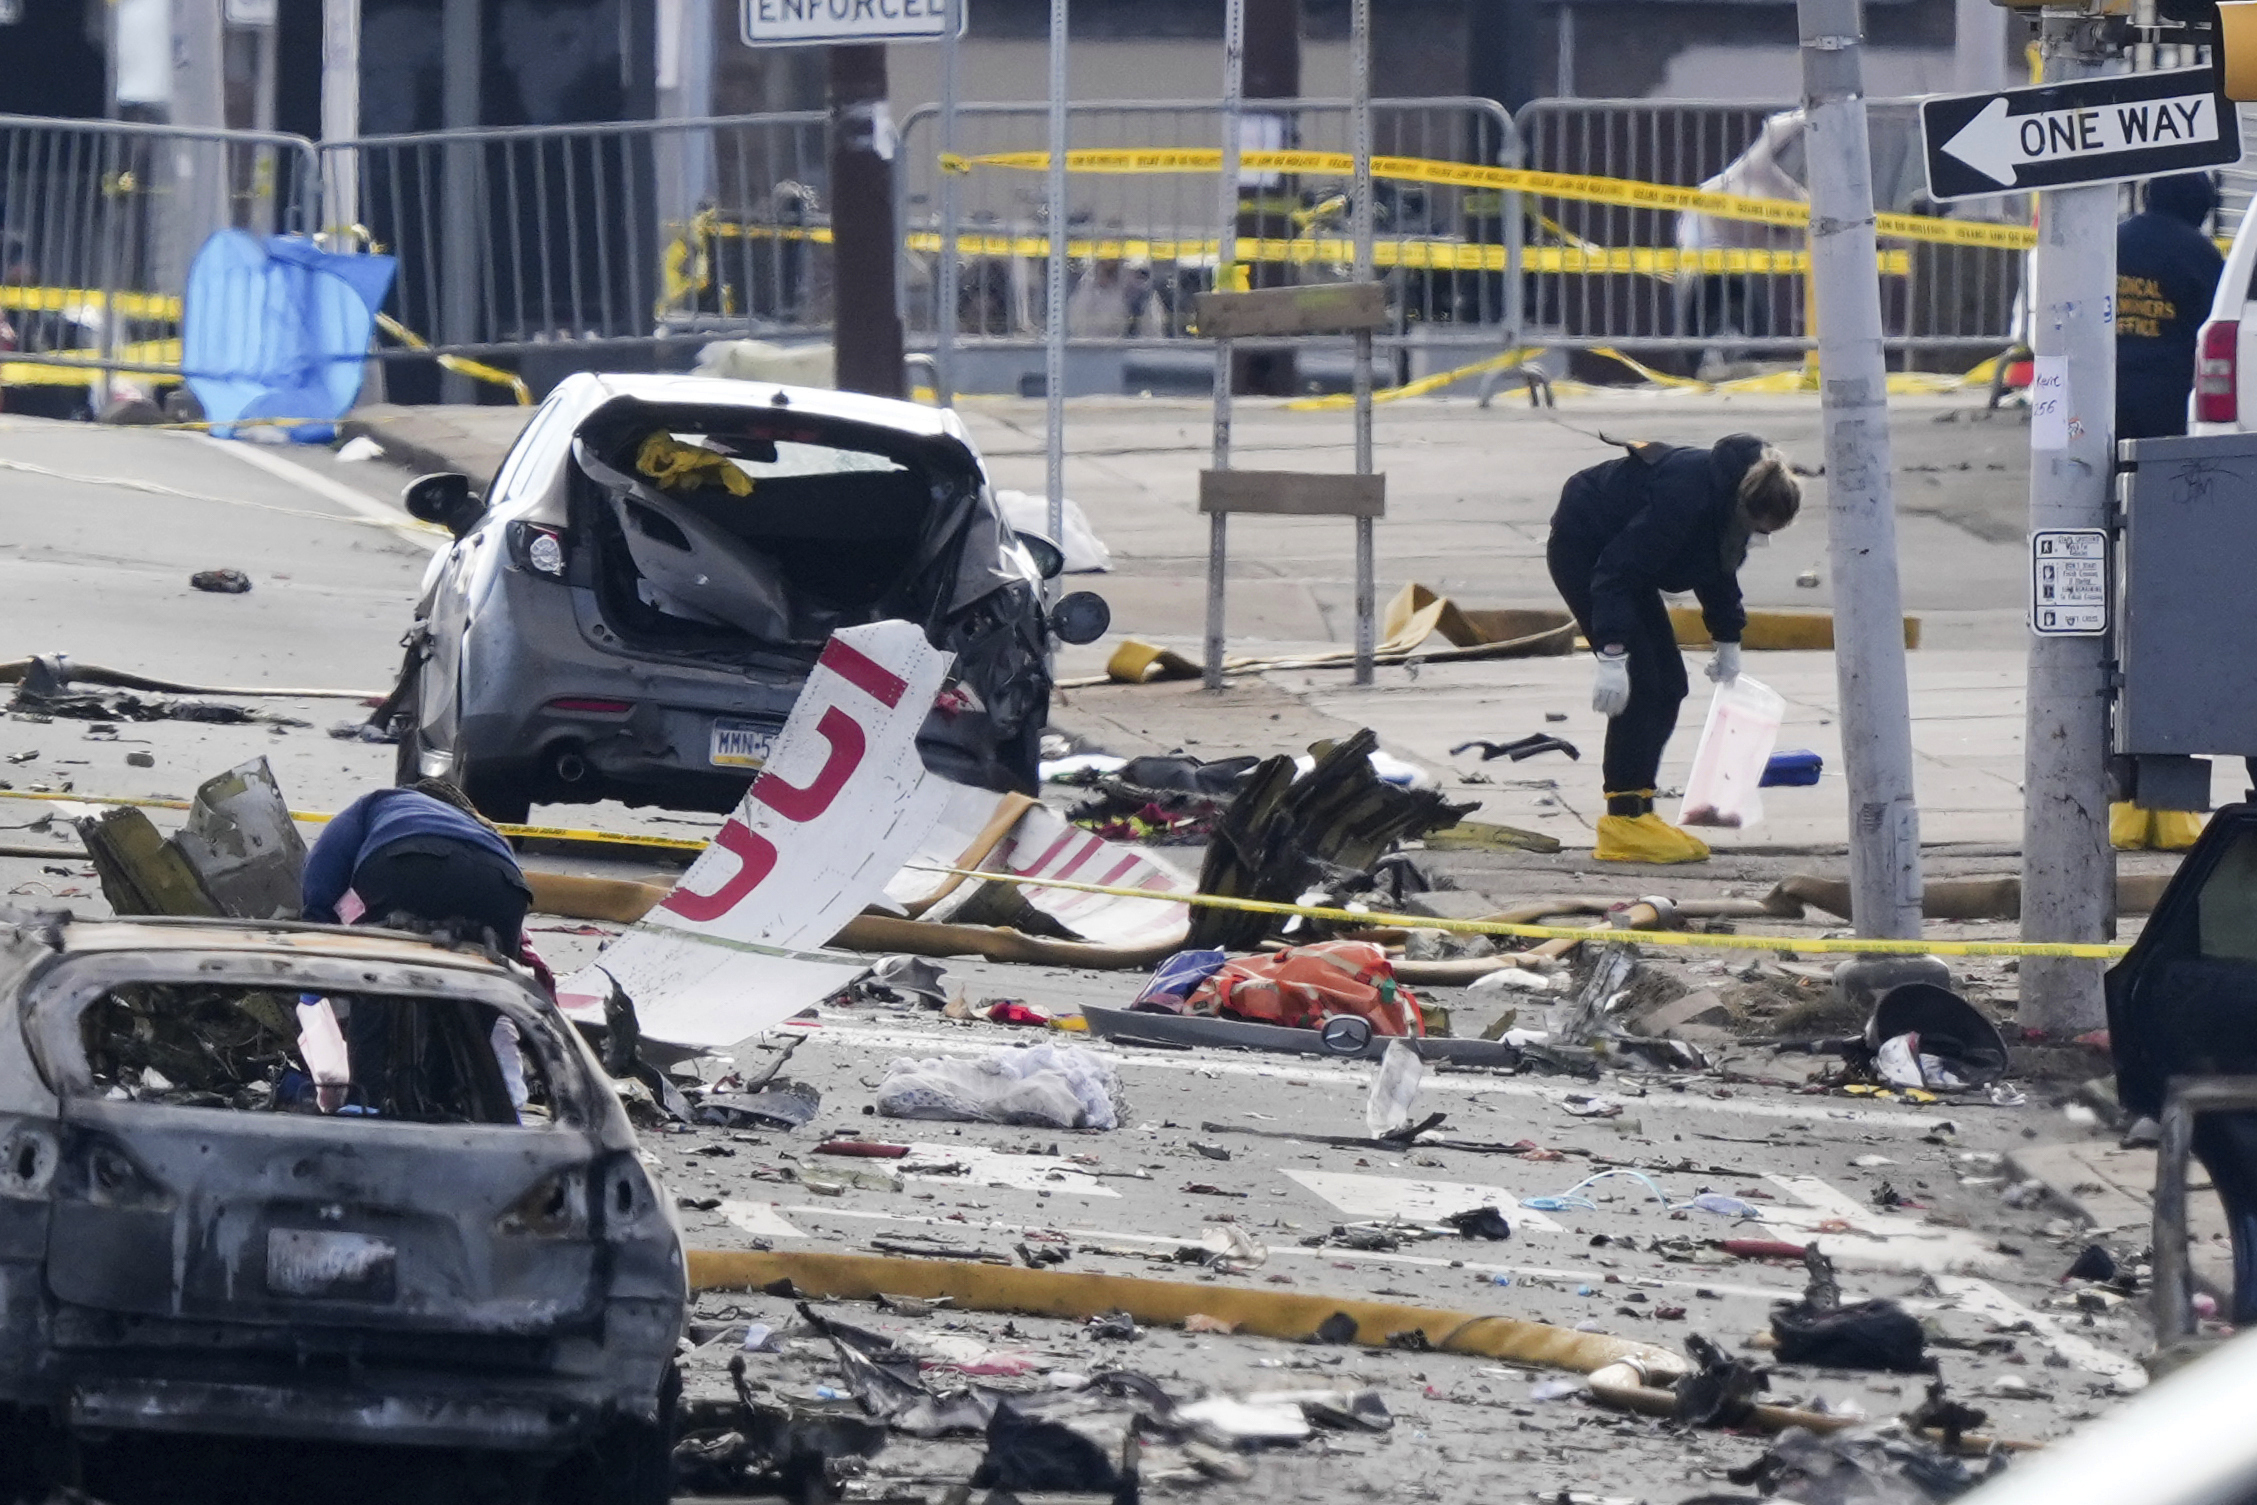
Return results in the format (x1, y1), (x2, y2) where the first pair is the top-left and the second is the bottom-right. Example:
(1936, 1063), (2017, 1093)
(374, 314), (533, 406)
(8, 786), (2125, 958)
(0, 285), (182, 320)
(0, 788), (705, 856)
(946, 147), (2040, 254)
(666, 221), (1909, 280)
(0, 339), (183, 385)
(905, 862), (2131, 960)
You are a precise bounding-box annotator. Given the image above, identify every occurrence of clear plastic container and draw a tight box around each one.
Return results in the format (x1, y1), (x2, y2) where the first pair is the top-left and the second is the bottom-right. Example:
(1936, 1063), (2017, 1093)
(1676, 673), (1786, 829)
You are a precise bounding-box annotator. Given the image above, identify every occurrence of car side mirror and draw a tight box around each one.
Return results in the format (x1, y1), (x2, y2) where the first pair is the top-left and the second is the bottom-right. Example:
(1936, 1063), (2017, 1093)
(1049, 590), (1111, 645)
(403, 472), (483, 538)
(1017, 532), (1066, 581)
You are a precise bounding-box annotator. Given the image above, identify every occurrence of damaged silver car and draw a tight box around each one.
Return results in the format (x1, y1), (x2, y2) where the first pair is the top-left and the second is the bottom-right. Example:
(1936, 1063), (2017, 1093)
(0, 910), (686, 1503)
(383, 373), (1107, 822)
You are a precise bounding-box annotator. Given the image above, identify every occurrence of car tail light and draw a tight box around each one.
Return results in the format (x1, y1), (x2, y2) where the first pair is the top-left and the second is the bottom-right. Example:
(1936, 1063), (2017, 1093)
(546, 696), (632, 714)
(56, 1132), (173, 1211)
(2196, 319), (2240, 424)
(497, 1167), (590, 1238)
(0, 1120), (57, 1199)
(507, 521), (569, 579)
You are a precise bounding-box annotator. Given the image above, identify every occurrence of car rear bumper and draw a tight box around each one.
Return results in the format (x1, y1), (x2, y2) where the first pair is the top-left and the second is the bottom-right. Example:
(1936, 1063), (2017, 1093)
(67, 1373), (601, 1451)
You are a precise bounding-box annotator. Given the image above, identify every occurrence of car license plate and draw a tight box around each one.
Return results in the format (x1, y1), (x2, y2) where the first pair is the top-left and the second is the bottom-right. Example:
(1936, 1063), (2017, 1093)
(265, 1228), (397, 1302)
(710, 718), (777, 769)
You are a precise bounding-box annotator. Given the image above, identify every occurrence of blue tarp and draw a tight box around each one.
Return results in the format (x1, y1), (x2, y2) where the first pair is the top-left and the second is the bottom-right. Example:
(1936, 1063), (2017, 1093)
(182, 232), (396, 444)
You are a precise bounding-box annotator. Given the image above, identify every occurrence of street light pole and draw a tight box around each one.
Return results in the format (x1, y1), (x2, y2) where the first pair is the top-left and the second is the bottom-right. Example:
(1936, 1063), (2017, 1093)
(1796, 0), (1928, 948)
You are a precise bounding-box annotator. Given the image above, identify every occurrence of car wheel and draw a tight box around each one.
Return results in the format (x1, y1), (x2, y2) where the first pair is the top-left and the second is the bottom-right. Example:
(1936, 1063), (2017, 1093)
(462, 765), (534, 826)
(544, 1368), (678, 1505)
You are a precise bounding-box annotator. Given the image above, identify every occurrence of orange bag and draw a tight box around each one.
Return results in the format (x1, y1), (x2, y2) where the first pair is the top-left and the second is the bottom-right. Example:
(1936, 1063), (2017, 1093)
(1186, 940), (1424, 1037)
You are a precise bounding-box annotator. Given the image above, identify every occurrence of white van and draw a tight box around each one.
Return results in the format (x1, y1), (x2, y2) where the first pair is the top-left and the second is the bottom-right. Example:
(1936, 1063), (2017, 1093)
(2191, 190), (2257, 431)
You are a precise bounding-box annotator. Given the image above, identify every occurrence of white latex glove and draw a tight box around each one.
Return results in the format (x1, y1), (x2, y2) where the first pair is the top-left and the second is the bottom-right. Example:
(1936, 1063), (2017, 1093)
(1591, 649), (1631, 718)
(1707, 640), (1743, 684)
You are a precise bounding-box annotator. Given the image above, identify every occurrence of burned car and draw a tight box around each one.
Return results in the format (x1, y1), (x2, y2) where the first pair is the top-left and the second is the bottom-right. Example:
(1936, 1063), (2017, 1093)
(385, 372), (1105, 822)
(0, 911), (685, 1502)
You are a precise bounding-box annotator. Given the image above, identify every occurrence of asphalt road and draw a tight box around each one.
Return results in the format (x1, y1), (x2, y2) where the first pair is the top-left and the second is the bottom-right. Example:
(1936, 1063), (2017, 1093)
(0, 412), (2168, 1504)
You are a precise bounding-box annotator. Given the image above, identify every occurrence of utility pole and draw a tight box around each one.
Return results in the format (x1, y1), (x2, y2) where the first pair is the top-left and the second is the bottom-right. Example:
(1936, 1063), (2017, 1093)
(1796, 0), (1935, 979)
(829, 44), (906, 398)
(2018, 11), (2116, 1034)
(1234, 0), (1298, 396)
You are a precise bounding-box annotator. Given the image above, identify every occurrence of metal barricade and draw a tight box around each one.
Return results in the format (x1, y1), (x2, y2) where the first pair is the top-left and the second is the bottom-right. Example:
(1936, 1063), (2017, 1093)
(1513, 96), (2024, 364)
(897, 96), (1523, 373)
(320, 112), (831, 376)
(0, 114), (319, 382)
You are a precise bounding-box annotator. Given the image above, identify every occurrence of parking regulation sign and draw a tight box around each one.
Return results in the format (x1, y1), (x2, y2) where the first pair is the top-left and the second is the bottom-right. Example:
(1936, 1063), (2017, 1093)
(743, 0), (961, 45)
(2030, 528), (2109, 637)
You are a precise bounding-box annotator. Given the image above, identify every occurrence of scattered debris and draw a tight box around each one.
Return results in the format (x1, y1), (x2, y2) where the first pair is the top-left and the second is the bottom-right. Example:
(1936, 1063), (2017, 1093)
(1770, 1249), (1934, 1375)
(876, 1043), (1122, 1129)
(189, 568), (253, 593)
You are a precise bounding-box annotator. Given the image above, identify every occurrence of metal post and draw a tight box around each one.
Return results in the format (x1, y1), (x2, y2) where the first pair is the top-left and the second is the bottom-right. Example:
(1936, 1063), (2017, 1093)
(439, 0), (481, 402)
(1043, 0), (1069, 587)
(1204, 0), (1245, 694)
(1796, 0), (1925, 940)
(934, 0), (963, 405)
(169, 0), (226, 297)
(829, 44), (907, 397)
(1350, 0), (1375, 685)
(321, 0), (360, 247)
(1555, 4), (1577, 96)
(2019, 10), (2116, 1033)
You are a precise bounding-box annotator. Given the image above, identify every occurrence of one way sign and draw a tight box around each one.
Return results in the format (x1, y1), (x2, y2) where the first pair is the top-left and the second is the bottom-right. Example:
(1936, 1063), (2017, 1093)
(1921, 67), (2241, 201)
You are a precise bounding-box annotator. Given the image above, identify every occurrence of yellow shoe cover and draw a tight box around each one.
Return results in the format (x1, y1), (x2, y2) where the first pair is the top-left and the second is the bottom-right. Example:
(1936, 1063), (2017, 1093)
(2151, 809), (2206, 851)
(1594, 812), (1711, 864)
(2108, 802), (2152, 851)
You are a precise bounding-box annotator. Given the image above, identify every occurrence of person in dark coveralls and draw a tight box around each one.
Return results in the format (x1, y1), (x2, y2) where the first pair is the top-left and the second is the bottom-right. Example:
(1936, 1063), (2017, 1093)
(1548, 435), (1802, 863)
(2110, 174), (2224, 851)
(2116, 172), (2223, 443)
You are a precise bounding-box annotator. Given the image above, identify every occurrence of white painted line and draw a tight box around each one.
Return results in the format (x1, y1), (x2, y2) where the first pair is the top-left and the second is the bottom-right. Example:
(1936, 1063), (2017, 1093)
(903, 1142), (1118, 1198)
(1927, 1276), (2148, 1391)
(720, 1199), (806, 1240)
(1286, 1169), (1565, 1232)
(767, 1201), (1806, 1301)
(193, 433), (440, 547)
(791, 1021), (1949, 1132)
(1757, 1174), (2012, 1276)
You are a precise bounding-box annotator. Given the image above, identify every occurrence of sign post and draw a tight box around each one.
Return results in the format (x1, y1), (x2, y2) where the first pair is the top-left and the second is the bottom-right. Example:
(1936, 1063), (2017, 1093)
(743, 0), (970, 401)
(1920, 38), (2243, 1033)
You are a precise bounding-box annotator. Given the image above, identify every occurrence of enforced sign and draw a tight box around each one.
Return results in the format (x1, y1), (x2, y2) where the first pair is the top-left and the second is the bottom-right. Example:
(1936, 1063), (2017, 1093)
(742, 0), (960, 45)
(2031, 529), (2109, 637)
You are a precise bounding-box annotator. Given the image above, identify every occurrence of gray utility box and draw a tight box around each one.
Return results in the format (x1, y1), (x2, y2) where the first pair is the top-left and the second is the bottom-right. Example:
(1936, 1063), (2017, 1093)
(2116, 432), (2257, 810)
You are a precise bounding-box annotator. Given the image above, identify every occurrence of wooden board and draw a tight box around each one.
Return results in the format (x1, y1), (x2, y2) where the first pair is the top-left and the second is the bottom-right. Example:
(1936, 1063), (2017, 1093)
(1199, 470), (1386, 518)
(1194, 282), (1389, 338)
